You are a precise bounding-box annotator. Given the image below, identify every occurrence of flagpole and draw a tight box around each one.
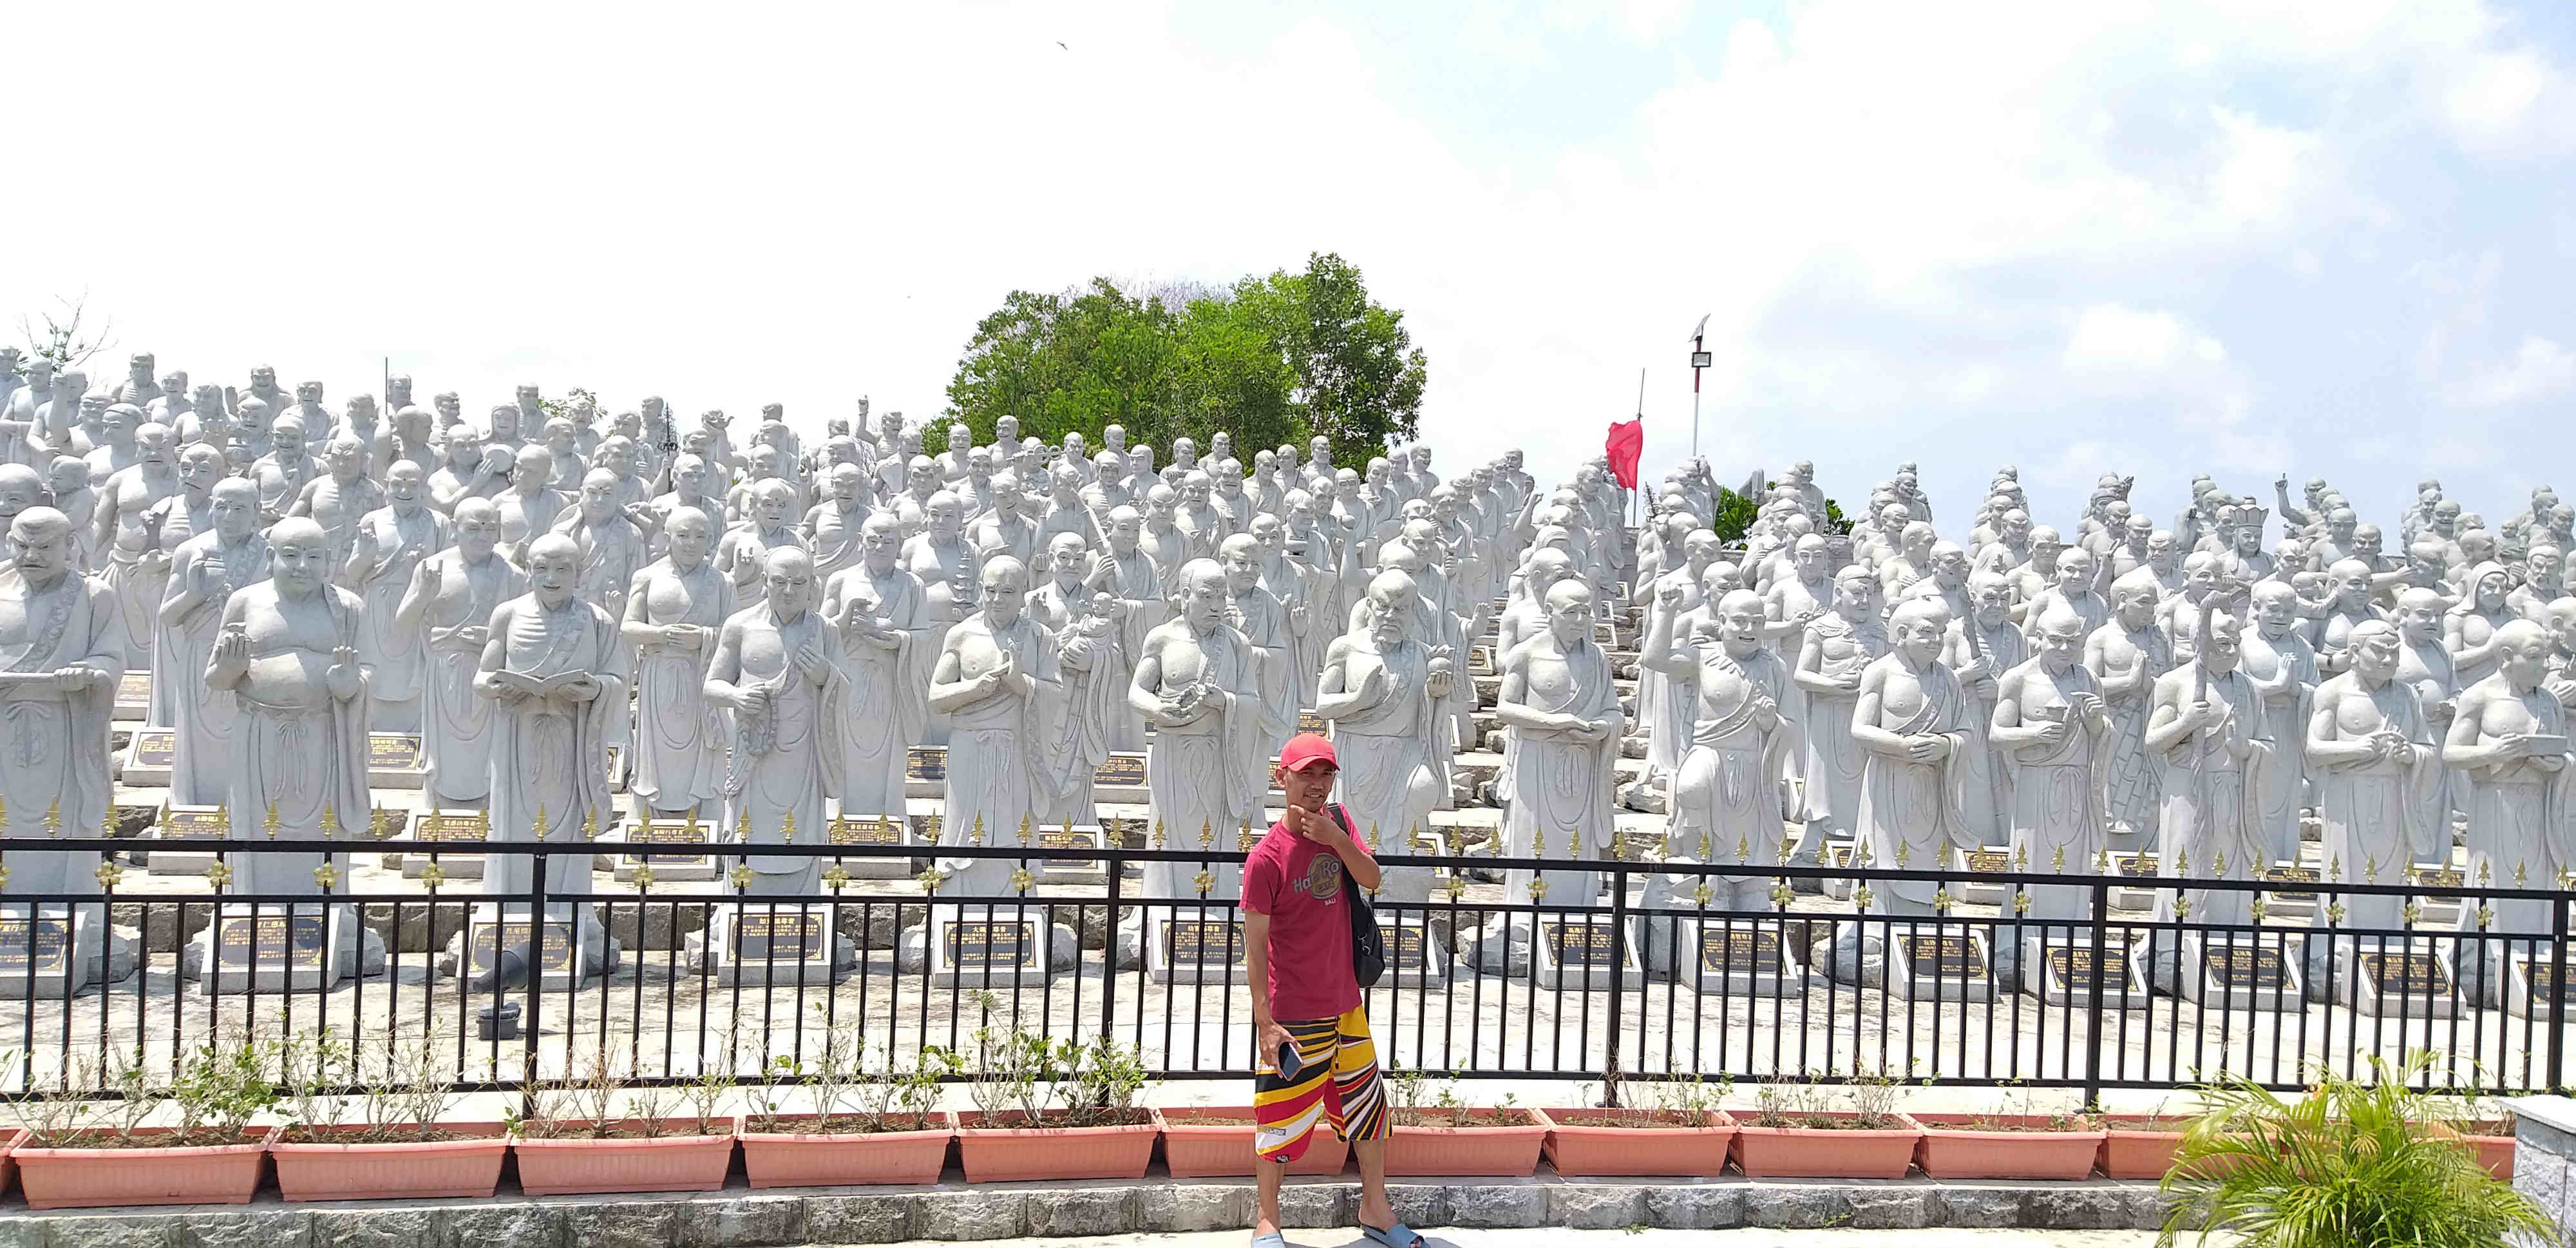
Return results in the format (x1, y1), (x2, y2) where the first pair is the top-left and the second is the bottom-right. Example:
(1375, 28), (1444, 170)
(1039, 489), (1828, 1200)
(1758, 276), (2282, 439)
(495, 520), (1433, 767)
(1685, 314), (1710, 460)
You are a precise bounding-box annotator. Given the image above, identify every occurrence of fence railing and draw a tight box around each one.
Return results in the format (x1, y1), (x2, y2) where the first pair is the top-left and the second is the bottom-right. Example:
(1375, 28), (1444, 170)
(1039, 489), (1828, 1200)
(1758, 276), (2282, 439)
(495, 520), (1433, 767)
(0, 837), (2568, 1108)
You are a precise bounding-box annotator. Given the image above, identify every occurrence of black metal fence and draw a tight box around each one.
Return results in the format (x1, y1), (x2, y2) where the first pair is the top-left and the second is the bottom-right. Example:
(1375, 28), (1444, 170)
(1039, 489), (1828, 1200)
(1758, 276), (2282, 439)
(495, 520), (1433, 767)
(1, 837), (2570, 1107)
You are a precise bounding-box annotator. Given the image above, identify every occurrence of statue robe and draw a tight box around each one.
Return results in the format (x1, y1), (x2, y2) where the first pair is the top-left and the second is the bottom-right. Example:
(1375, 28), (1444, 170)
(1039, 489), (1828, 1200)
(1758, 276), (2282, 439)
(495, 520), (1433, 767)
(2095, 621), (2173, 850)
(1092, 545), (1166, 748)
(1797, 614), (1882, 843)
(1498, 637), (1627, 908)
(2242, 626), (2318, 863)
(1139, 619), (1268, 900)
(824, 564), (931, 820)
(1946, 615), (2027, 847)
(2456, 688), (2575, 940)
(0, 571), (124, 894)
(936, 613), (1081, 895)
(715, 605), (845, 893)
(2150, 667), (2276, 930)
(1229, 584), (1300, 763)
(627, 558), (732, 814)
(218, 583), (368, 896)
(2307, 677), (2446, 936)
(1853, 657), (1981, 912)
(156, 533), (269, 806)
(806, 502), (872, 584)
(1998, 658), (2114, 922)
(1668, 643), (1795, 907)
(350, 504), (448, 729)
(417, 551), (524, 805)
(483, 595), (629, 898)
(1030, 585), (1124, 829)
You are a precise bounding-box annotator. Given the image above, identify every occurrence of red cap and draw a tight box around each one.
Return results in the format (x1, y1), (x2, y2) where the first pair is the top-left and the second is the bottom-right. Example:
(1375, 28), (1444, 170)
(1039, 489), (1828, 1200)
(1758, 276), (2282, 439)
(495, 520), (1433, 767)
(1277, 733), (1338, 773)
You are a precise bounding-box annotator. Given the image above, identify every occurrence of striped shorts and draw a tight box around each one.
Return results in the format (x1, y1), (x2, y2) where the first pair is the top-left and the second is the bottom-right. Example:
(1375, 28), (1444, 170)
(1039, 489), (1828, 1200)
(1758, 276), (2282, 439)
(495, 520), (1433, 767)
(1253, 1007), (1388, 1163)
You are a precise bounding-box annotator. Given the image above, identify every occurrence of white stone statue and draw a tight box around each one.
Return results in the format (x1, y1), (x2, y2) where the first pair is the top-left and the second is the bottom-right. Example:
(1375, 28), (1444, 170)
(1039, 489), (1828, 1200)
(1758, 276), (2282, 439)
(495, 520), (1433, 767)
(1220, 532), (1300, 762)
(1649, 586), (1794, 906)
(289, 435), (384, 576)
(205, 518), (367, 887)
(715, 478), (808, 594)
(1494, 578), (1623, 905)
(802, 461), (874, 585)
(90, 421), (179, 667)
(2444, 620), (2574, 1000)
(2089, 569), (2172, 852)
(1851, 599), (1987, 912)
(402, 499), (525, 809)
(156, 479), (269, 804)
(1317, 569), (1454, 900)
(927, 556), (1084, 894)
(822, 513), (932, 821)
(476, 534), (628, 896)
(345, 461), (448, 732)
(2143, 601), (2275, 988)
(704, 547), (846, 893)
(0, 508), (126, 893)
(2305, 620), (2445, 966)
(2239, 581), (2320, 863)
(1792, 564), (1886, 857)
(621, 506), (733, 820)
(1131, 558), (1271, 898)
(1991, 605), (2114, 922)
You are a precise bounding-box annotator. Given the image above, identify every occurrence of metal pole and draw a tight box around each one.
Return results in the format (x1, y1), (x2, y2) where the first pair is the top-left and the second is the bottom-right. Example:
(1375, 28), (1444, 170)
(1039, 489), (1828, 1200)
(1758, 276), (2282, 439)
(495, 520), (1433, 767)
(1690, 337), (1703, 459)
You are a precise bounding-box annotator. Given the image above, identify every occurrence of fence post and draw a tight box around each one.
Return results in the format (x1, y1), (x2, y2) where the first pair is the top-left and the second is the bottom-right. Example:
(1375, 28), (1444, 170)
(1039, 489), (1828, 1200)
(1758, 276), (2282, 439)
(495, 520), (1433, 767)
(2083, 879), (2109, 1113)
(1605, 862), (1628, 1107)
(2552, 892), (2569, 1093)
(1101, 844), (1121, 1048)
(524, 847), (549, 1118)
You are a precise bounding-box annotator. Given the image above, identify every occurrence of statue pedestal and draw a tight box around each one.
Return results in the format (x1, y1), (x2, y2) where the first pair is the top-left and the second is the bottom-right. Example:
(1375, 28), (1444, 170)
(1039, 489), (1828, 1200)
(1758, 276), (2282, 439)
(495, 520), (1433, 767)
(1884, 925), (1993, 1003)
(446, 903), (619, 992)
(1032, 826), (1107, 885)
(2109, 853), (2159, 911)
(1148, 912), (1250, 985)
(2335, 941), (2459, 1019)
(146, 804), (227, 876)
(113, 671), (149, 721)
(2177, 934), (2300, 1011)
(1953, 846), (2014, 907)
(185, 904), (372, 994)
(1377, 912), (1449, 988)
(2260, 862), (2319, 922)
(366, 733), (426, 788)
(2409, 863), (2466, 930)
(0, 905), (131, 999)
(1530, 914), (1642, 990)
(1673, 918), (1812, 996)
(2022, 934), (2148, 1007)
(399, 809), (493, 879)
(825, 815), (914, 880)
(699, 902), (854, 987)
(614, 817), (717, 883)
(2505, 950), (2576, 1020)
(121, 727), (175, 786)
(928, 905), (1063, 987)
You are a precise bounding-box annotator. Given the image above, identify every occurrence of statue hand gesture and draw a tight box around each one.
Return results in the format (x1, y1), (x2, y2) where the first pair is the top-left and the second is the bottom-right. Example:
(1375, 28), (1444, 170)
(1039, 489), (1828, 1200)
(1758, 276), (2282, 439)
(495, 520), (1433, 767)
(327, 646), (361, 701)
(663, 623), (700, 652)
(214, 622), (250, 667)
(794, 643), (831, 686)
(1358, 661), (1388, 703)
(2494, 732), (2532, 761)
(1906, 734), (1947, 763)
(1657, 581), (1685, 612)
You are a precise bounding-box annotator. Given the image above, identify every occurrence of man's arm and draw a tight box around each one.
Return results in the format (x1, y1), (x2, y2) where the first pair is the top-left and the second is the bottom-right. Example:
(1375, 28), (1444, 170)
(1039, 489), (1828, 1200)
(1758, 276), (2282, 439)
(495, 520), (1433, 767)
(1244, 909), (1290, 1064)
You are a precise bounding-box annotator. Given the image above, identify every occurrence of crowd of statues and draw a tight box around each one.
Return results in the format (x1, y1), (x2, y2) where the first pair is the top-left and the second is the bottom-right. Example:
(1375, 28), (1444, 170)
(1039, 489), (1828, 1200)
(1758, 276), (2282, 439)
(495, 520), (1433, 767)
(4, 343), (2565, 1000)
(0, 349), (1644, 983)
(1633, 457), (2576, 992)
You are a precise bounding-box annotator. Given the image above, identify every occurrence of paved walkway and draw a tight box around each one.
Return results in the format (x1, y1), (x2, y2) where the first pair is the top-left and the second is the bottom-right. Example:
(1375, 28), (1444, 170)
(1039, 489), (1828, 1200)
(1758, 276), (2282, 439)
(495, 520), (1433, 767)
(913, 1230), (2208, 1247)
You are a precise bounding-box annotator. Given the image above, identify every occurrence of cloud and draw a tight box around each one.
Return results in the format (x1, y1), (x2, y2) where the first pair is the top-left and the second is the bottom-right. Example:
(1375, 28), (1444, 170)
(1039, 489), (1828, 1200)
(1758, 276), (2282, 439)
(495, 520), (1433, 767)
(2452, 336), (2576, 406)
(2062, 305), (2229, 372)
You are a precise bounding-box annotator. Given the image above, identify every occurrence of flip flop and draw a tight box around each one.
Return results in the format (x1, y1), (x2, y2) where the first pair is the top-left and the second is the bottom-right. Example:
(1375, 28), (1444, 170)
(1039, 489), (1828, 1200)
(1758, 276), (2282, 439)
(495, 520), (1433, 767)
(1359, 1222), (1423, 1248)
(1251, 1233), (1288, 1248)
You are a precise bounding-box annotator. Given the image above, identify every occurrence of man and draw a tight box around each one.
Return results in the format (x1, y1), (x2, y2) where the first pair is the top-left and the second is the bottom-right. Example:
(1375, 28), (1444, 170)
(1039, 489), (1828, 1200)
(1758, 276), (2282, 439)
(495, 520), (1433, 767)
(1245, 733), (1411, 1248)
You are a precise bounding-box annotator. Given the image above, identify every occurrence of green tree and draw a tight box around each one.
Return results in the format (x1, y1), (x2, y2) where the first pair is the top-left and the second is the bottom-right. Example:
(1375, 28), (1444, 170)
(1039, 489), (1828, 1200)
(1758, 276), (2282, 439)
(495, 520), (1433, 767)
(943, 253), (1426, 470)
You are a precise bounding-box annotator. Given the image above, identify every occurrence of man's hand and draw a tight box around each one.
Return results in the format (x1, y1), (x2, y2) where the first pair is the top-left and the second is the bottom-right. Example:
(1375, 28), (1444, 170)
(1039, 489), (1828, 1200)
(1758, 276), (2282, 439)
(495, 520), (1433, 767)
(1256, 1019), (1294, 1073)
(1284, 804), (1347, 847)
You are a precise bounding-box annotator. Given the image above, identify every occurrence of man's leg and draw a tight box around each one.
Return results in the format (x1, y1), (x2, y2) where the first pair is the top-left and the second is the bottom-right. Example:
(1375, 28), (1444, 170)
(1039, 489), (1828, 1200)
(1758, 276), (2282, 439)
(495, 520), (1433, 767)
(1255, 1019), (1338, 1239)
(1330, 1007), (1404, 1240)
(1256, 1159), (1284, 1238)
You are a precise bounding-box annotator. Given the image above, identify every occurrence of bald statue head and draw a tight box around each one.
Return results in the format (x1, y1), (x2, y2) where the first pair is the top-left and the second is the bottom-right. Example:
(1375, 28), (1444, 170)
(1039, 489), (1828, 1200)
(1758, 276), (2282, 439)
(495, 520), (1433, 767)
(762, 545), (817, 619)
(1889, 597), (1950, 664)
(2498, 619), (2554, 692)
(527, 533), (582, 608)
(453, 496), (502, 562)
(7, 506), (75, 585)
(270, 517), (332, 600)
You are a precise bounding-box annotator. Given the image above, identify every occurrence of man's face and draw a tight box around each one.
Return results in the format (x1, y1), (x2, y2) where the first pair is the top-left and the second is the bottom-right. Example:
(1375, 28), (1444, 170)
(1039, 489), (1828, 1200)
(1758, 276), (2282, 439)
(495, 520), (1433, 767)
(272, 531), (328, 598)
(830, 467), (862, 502)
(2146, 534), (2176, 571)
(2040, 619), (2084, 669)
(2399, 598), (2441, 641)
(2056, 552), (2093, 593)
(327, 440), (362, 478)
(948, 427), (970, 455)
(2114, 583), (2157, 627)
(860, 521), (898, 569)
(1221, 544), (1259, 592)
(990, 477), (1023, 515)
(530, 545), (578, 606)
(2255, 591), (2295, 636)
(2336, 567), (2372, 609)
(102, 408), (134, 443)
(2478, 571), (2510, 612)
(2353, 632), (2401, 683)
(1181, 478), (1209, 506)
(2355, 528), (2384, 560)
(2503, 630), (2553, 690)
(754, 489), (790, 529)
(676, 459), (708, 498)
(1276, 761), (1336, 811)
(2535, 551), (2564, 584)
(995, 416), (1019, 442)
(2202, 621), (2242, 674)
(1048, 540), (1084, 582)
(456, 507), (498, 561)
(603, 443), (634, 478)
(1368, 587), (1412, 645)
(967, 449), (992, 480)
(251, 367), (277, 392)
(1792, 540), (1828, 580)
(11, 523), (66, 581)
(1250, 515), (1282, 556)
(2327, 513), (2356, 545)
(47, 461), (85, 496)
(1933, 549), (1968, 585)
(765, 556), (815, 617)
(2184, 560), (2216, 597)
(907, 462), (937, 495)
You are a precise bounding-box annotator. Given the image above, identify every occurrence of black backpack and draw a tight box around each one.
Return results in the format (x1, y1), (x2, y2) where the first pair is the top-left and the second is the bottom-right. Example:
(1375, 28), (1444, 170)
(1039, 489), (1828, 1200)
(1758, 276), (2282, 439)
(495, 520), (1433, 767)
(1326, 806), (1385, 987)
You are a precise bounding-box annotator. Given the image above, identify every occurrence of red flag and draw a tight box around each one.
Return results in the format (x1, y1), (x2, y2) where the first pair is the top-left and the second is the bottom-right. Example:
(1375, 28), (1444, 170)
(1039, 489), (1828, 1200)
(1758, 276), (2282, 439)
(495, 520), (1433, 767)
(1605, 418), (1643, 489)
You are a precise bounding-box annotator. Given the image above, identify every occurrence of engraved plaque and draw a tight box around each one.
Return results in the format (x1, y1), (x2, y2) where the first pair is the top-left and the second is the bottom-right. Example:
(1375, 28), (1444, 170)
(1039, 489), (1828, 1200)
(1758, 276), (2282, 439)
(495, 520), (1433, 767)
(116, 671), (149, 707)
(1899, 932), (1987, 978)
(1700, 927), (1788, 974)
(162, 806), (225, 839)
(944, 920), (1037, 970)
(1093, 753), (1147, 786)
(828, 816), (902, 846)
(733, 911), (826, 961)
(215, 914), (328, 969)
(131, 729), (176, 769)
(466, 920), (575, 974)
(1164, 919), (1248, 967)
(367, 733), (423, 770)
(625, 818), (710, 863)
(907, 747), (947, 781)
(0, 917), (72, 974)
(1543, 921), (1620, 967)
(416, 813), (489, 843)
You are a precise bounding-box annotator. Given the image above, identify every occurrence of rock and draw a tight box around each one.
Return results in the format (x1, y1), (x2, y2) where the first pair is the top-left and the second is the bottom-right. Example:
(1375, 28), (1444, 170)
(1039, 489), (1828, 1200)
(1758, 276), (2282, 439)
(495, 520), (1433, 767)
(1463, 915), (1531, 976)
(1618, 734), (1649, 759)
(1818, 926), (1886, 988)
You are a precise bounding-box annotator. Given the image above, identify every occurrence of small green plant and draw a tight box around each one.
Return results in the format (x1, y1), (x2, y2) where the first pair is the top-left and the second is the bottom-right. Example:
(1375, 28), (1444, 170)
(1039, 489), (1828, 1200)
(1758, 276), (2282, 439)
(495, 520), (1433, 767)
(169, 1030), (279, 1143)
(961, 994), (1148, 1127)
(1748, 1070), (1900, 1130)
(2158, 1058), (2550, 1248)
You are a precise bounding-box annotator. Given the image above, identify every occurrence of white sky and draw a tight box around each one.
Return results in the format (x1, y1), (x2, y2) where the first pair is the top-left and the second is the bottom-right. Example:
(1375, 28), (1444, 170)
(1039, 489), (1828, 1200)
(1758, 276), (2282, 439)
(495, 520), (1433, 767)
(11, 1), (2575, 539)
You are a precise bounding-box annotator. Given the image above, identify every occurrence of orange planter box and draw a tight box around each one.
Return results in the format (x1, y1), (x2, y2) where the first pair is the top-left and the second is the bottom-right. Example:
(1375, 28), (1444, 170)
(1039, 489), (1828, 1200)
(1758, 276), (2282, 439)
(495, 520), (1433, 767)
(1384, 1108), (1552, 1177)
(13, 1127), (268, 1210)
(1911, 1113), (2105, 1180)
(1161, 1106), (1348, 1177)
(1543, 1108), (1737, 1177)
(955, 1109), (1162, 1182)
(272, 1122), (510, 1200)
(1730, 1112), (1924, 1178)
(511, 1119), (735, 1195)
(737, 1113), (956, 1187)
